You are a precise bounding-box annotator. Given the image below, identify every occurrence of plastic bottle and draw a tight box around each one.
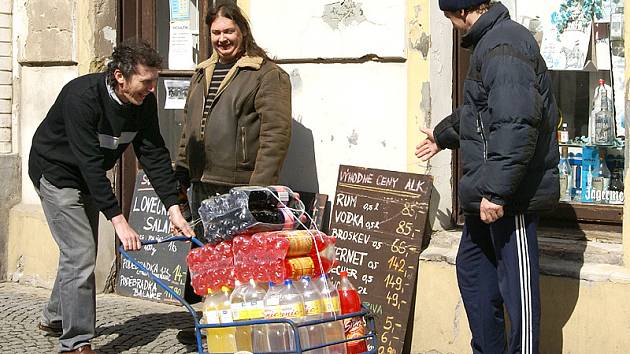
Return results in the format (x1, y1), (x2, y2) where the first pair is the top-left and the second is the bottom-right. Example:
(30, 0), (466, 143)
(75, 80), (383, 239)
(338, 271), (368, 354)
(203, 287), (237, 353)
(230, 280), (252, 352)
(284, 254), (335, 280)
(299, 276), (329, 354)
(279, 279), (308, 351)
(558, 146), (572, 202)
(317, 274), (347, 354)
(244, 279), (267, 353)
(263, 282), (289, 352)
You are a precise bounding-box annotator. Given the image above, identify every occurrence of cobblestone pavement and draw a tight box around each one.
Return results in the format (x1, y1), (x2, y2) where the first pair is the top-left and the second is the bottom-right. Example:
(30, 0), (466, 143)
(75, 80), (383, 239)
(0, 282), (202, 353)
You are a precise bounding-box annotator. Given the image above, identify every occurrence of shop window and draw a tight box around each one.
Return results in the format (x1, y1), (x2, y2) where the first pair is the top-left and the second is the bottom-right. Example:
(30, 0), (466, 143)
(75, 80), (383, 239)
(452, 0), (625, 235)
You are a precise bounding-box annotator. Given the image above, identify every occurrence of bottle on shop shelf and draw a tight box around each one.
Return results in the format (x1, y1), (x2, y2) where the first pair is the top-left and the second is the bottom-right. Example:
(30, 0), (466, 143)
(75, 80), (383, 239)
(571, 152), (583, 201)
(338, 271), (368, 354)
(299, 276), (329, 354)
(590, 79), (615, 145)
(203, 287), (237, 353)
(558, 122), (569, 144)
(279, 279), (308, 351)
(610, 1), (624, 41)
(608, 170), (625, 205)
(263, 282), (290, 352)
(592, 148), (611, 204)
(229, 280), (252, 352)
(559, 146), (573, 202)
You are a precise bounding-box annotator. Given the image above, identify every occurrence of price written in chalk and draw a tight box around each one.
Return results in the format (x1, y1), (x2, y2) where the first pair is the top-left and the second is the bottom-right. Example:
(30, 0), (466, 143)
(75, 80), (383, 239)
(331, 165), (433, 354)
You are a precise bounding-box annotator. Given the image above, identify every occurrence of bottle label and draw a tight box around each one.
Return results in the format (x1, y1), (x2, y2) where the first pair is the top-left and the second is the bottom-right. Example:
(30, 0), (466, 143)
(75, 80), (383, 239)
(287, 257), (315, 278)
(592, 177), (605, 193)
(322, 296), (341, 313)
(286, 232), (314, 256)
(264, 305), (282, 319)
(559, 175), (568, 196)
(559, 131), (569, 143)
(304, 299), (323, 316)
(204, 310), (220, 325)
(248, 300), (265, 319)
(219, 309), (233, 324)
(343, 317), (366, 339)
(231, 302), (247, 321)
(280, 303), (305, 319)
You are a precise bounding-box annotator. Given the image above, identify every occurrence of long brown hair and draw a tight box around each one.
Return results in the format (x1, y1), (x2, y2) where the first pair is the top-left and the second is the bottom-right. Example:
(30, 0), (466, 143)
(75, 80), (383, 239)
(206, 3), (271, 62)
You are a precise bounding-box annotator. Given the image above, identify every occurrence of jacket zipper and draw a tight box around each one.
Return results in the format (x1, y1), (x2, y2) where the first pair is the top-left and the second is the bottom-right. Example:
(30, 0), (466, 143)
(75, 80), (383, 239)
(241, 126), (247, 162)
(477, 112), (488, 162)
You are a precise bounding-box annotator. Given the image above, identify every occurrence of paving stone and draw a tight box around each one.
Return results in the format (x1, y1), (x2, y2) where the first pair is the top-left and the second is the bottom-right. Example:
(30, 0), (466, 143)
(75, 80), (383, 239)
(0, 282), (200, 353)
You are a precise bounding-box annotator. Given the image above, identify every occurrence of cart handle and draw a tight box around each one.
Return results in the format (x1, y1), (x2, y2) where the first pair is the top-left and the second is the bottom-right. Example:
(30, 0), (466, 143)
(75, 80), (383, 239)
(117, 235), (205, 327)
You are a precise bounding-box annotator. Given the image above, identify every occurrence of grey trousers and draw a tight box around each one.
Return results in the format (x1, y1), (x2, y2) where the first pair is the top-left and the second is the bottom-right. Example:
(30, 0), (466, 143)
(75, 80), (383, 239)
(37, 176), (99, 352)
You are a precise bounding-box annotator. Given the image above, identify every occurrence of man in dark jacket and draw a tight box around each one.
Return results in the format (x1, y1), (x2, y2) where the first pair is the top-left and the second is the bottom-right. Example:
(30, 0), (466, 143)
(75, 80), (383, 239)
(416, 1), (559, 353)
(29, 41), (194, 353)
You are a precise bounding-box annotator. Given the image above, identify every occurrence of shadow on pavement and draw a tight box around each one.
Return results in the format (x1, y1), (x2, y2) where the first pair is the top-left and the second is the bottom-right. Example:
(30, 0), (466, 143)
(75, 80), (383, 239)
(96, 311), (199, 353)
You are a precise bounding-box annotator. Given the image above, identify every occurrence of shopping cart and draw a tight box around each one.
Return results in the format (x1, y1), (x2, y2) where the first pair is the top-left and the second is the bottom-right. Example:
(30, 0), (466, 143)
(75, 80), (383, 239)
(119, 236), (378, 354)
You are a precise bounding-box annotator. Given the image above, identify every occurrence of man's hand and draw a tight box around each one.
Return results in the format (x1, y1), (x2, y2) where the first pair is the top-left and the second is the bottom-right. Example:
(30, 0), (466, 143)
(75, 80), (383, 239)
(168, 204), (195, 237)
(480, 197), (504, 224)
(415, 128), (441, 161)
(111, 215), (142, 251)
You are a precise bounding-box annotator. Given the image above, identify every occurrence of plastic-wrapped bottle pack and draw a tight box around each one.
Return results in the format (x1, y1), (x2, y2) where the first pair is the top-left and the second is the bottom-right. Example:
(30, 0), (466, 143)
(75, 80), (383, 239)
(198, 186), (306, 244)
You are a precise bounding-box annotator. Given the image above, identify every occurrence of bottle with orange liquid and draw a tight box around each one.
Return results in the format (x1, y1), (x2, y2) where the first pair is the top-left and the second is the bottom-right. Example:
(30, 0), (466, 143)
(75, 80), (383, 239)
(338, 271), (368, 354)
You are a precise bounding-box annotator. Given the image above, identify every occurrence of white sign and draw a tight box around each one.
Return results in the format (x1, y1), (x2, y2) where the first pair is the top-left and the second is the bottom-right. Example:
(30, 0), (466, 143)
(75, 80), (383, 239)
(163, 80), (189, 110)
(168, 21), (195, 70)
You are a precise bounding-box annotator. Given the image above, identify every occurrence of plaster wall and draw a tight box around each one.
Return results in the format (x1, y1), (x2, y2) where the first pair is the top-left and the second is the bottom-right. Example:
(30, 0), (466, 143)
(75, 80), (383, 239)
(6, 0), (118, 291)
(411, 261), (630, 354)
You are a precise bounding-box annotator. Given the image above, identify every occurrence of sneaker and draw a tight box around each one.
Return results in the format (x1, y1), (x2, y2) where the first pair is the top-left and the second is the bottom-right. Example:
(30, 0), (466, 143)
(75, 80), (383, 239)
(38, 321), (63, 337)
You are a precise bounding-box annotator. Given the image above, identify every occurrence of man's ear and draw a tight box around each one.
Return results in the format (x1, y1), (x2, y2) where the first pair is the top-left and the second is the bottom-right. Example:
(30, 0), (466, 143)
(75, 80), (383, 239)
(113, 69), (125, 85)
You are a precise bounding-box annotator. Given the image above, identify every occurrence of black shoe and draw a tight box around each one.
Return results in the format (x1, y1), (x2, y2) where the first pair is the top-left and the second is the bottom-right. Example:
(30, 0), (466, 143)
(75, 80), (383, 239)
(176, 329), (202, 345)
(38, 322), (63, 337)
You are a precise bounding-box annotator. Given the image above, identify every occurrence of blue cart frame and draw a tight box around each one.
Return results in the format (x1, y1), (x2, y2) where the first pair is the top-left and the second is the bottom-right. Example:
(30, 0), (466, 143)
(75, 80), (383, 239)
(119, 236), (378, 354)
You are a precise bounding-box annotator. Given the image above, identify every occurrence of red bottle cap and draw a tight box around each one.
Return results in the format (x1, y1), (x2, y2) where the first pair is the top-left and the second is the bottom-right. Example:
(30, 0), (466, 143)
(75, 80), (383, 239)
(340, 271), (348, 277)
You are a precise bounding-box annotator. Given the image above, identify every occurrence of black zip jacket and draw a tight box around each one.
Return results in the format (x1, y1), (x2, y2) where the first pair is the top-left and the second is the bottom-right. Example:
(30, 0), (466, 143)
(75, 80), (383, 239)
(29, 73), (179, 219)
(434, 3), (560, 215)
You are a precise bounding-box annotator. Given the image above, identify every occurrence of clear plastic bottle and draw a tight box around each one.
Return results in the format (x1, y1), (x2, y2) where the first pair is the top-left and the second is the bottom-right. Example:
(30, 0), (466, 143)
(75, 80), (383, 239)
(338, 271), (368, 354)
(230, 280), (252, 352)
(558, 146), (572, 202)
(263, 282), (289, 352)
(244, 279), (267, 353)
(592, 148), (611, 204)
(204, 287), (237, 353)
(279, 279), (308, 352)
(317, 274), (347, 354)
(300, 276), (329, 354)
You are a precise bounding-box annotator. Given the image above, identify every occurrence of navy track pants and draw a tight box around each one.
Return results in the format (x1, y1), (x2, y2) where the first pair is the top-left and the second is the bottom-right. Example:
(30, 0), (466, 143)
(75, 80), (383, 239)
(457, 214), (540, 354)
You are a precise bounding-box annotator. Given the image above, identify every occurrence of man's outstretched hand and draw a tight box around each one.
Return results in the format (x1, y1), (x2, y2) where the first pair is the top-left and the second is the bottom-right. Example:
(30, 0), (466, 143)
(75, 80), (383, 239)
(415, 127), (441, 161)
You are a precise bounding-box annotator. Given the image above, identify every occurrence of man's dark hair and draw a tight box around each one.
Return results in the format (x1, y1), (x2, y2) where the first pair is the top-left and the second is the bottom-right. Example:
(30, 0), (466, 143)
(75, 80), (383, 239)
(206, 3), (270, 62)
(106, 40), (163, 89)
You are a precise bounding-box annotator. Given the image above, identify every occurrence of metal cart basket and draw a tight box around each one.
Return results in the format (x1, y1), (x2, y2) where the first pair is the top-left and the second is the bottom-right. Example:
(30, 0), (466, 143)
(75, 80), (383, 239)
(119, 236), (377, 354)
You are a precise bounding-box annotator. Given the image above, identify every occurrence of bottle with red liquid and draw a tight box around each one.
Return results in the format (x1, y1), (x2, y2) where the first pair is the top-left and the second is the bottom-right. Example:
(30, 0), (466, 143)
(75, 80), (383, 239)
(338, 271), (368, 354)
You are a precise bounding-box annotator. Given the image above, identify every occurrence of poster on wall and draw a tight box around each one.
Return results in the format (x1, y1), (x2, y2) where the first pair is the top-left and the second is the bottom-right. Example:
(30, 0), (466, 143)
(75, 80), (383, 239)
(540, 22), (591, 70)
(168, 0), (195, 70)
(250, 0), (406, 59)
(163, 80), (190, 110)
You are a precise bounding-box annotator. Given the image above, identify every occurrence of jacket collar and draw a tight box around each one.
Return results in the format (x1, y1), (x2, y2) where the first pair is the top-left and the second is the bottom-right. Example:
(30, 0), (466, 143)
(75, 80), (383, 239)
(461, 2), (510, 49)
(196, 53), (264, 71)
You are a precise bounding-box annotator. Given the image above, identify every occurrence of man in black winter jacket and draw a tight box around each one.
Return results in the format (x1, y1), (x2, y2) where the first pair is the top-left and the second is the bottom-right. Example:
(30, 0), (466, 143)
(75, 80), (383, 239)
(29, 41), (194, 354)
(416, 1), (559, 353)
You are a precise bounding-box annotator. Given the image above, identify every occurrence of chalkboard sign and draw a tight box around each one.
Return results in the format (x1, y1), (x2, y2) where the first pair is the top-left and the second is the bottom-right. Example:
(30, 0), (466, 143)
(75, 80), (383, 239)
(116, 171), (191, 305)
(330, 165), (433, 354)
